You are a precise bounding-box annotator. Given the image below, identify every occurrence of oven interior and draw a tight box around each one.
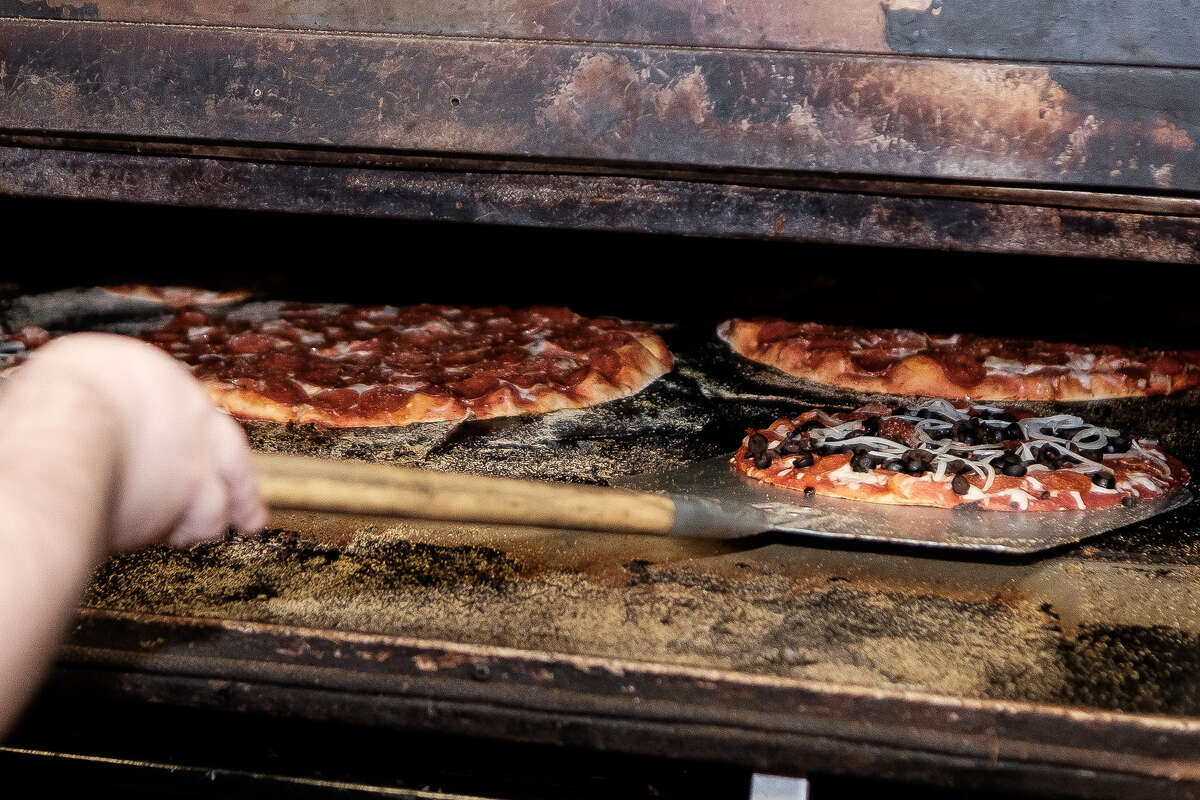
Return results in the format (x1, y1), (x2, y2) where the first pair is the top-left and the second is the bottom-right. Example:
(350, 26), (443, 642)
(3, 195), (1200, 798)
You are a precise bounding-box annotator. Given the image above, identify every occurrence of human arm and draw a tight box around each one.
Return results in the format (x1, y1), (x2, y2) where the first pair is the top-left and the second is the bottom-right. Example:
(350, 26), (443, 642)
(0, 334), (266, 731)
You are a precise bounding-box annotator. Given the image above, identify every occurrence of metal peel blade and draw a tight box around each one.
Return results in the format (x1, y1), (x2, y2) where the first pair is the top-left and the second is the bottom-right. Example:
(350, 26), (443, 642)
(614, 455), (1194, 554)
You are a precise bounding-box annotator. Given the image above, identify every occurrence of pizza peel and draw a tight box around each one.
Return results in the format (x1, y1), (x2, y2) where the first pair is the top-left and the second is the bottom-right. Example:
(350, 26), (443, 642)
(611, 455), (1193, 554)
(254, 453), (1191, 555)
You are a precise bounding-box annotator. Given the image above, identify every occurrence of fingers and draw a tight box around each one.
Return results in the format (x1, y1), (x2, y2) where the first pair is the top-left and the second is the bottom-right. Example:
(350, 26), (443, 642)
(166, 474), (231, 548)
(25, 334), (267, 550)
(210, 412), (268, 534)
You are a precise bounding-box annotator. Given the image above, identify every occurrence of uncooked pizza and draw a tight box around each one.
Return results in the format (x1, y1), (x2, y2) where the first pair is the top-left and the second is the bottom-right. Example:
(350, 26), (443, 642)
(733, 399), (1187, 511)
(1, 298), (674, 427)
(718, 318), (1200, 401)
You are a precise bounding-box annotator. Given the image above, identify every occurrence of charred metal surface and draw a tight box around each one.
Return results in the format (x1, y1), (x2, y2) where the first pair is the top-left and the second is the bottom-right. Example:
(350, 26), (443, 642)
(47, 607), (1200, 795)
(2, 146), (1199, 263)
(2, 0), (1198, 72)
(1, 19), (1199, 192)
(1057, 624), (1200, 714)
(885, 0), (1200, 69)
(0, 0), (96, 20)
(0, 0), (894, 52)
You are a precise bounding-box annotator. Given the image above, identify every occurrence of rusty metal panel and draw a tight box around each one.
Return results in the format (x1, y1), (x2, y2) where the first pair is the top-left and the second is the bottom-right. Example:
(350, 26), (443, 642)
(1, 19), (1198, 193)
(49, 609), (1200, 796)
(2, 146), (1198, 261)
(1, 0), (1198, 70)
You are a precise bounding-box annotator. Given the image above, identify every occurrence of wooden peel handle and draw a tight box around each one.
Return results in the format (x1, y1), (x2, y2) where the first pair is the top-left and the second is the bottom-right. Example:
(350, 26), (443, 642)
(252, 453), (678, 535)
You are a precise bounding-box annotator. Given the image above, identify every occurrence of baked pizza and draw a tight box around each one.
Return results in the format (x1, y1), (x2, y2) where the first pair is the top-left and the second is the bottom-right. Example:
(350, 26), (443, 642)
(100, 285), (253, 307)
(733, 399), (1187, 511)
(718, 318), (1200, 401)
(1, 299), (674, 428)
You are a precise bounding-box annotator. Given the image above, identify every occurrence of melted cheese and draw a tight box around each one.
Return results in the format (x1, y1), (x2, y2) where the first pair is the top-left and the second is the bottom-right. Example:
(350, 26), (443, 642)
(1124, 473), (1163, 496)
(826, 463), (889, 487)
(992, 488), (1032, 510)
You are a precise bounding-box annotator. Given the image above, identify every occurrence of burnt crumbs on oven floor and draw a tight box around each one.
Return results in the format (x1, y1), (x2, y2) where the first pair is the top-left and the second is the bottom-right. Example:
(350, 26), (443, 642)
(6, 290), (1200, 716)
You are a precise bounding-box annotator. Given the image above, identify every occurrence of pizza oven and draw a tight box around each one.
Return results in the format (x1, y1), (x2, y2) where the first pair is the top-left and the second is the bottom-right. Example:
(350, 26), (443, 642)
(2, 4), (1200, 798)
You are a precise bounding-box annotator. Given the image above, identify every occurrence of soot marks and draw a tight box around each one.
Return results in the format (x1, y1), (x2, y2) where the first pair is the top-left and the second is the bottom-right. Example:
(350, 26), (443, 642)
(884, 0), (1200, 68)
(0, 0), (98, 21)
(1057, 624), (1200, 714)
(347, 537), (522, 591)
(224, 580), (280, 602)
(624, 559), (656, 587)
(85, 528), (525, 614)
(533, 1), (693, 45)
(1080, 499), (1200, 565)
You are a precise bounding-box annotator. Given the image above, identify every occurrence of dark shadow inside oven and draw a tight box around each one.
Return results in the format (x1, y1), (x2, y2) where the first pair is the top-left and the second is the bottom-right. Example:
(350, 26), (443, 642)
(4, 195), (1197, 349)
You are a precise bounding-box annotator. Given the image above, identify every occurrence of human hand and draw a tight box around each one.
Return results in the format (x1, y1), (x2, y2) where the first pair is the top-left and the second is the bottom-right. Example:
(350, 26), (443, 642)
(5, 333), (267, 551)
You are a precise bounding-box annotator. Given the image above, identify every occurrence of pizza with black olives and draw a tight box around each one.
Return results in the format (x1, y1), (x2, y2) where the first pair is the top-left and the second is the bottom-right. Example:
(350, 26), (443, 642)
(717, 318), (1200, 401)
(733, 400), (1187, 511)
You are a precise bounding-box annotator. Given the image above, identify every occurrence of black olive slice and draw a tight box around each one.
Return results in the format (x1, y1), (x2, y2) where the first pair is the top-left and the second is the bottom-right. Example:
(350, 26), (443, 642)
(995, 451), (1021, 466)
(906, 448), (934, 463)
(779, 438), (805, 455)
(951, 474), (970, 495)
(753, 451), (774, 469)
(1092, 471), (1116, 489)
(1106, 436), (1132, 454)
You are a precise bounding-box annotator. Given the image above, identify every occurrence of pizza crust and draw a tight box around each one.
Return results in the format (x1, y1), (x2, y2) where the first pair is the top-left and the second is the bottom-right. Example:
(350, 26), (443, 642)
(100, 285), (253, 308)
(718, 318), (1200, 401)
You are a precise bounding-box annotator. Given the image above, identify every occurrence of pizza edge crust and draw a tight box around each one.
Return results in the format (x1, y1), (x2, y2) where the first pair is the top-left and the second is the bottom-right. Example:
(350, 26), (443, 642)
(730, 445), (1185, 512)
(205, 330), (675, 428)
(100, 285), (253, 308)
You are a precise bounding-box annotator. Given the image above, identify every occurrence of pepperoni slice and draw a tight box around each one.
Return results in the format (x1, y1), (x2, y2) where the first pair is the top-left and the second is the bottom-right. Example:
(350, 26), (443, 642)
(448, 376), (501, 399)
(588, 351), (624, 382)
(1037, 470), (1094, 493)
(849, 350), (895, 374)
(549, 363), (591, 387)
(258, 351), (306, 372)
(260, 377), (310, 405)
(228, 333), (277, 355)
(356, 386), (411, 415)
(309, 388), (360, 411)
(297, 361), (343, 386)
